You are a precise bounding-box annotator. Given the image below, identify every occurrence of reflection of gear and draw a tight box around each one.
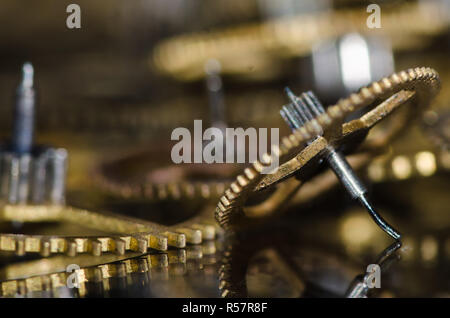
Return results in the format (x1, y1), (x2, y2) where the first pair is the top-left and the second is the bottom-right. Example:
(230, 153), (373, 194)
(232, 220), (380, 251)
(0, 203), (218, 257)
(219, 230), (361, 298)
(215, 67), (440, 230)
(0, 243), (217, 297)
(153, 2), (448, 81)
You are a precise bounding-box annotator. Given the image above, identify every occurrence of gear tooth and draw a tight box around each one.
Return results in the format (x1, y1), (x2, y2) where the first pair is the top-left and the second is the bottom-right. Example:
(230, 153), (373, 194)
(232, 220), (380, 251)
(40, 238), (51, 257)
(244, 167), (256, 180)
(371, 81), (383, 95)
(252, 160), (265, 173)
(114, 238), (126, 255)
(349, 93), (363, 109)
(381, 77), (393, 90)
(15, 236), (26, 256)
(200, 183), (211, 198)
(408, 68), (417, 80)
(177, 228), (202, 244)
(191, 223), (216, 240)
(230, 182), (241, 194)
(390, 73), (402, 85)
(338, 98), (354, 113)
(163, 231), (186, 248)
(288, 133), (300, 147)
(261, 152), (272, 165)
(236, 175), (248, 187)
(399, 70), (409, 82)
(217, 201), (226, 212)
(327, 105), (344, 120)
(183, 182), (195, 198)
(305, 121), (319, 136)
(131, 234), (148, 253)
(168, 182), (181, 199)
(281, 136), (292, 149)
(220, 195), (231, 207)
(66, 239), (77, 257)
(91, 239), (102, 256)
(149, 234), (168, 251)
(225, 189), (237, 201)
(317, 113), (332, 127)
(296, 126), (311, 140)
(360, 87), (374, 100)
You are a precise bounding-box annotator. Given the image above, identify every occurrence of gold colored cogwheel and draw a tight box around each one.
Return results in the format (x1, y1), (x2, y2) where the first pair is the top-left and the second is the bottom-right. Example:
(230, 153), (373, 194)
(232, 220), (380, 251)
(215, 67), (441, 230)
(152, 2), (449, 81)
(0, 243), (217, 297)
(0, 202), (218, 257)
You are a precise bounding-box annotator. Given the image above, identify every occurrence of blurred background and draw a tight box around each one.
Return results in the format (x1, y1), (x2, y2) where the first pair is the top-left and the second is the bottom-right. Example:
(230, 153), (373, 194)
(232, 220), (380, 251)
(0, 0), (449, 297)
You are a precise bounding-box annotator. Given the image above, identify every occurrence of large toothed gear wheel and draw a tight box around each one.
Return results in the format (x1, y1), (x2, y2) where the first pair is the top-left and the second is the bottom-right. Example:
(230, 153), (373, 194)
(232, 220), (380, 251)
(0, 203), (219, 258)
(215, 67), (441, 231)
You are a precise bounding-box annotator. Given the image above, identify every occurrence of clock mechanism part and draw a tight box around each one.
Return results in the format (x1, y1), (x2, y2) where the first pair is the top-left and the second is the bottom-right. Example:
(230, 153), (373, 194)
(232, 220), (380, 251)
(0, 65), (220, 259)
(93, 61), (247, 202)
(152, 1), (449, 81)
(0, 242), (218, 298)
(215, 67), (440, 237)
(280, 89), (400, 239)
(219, 229), (368, 298)
(0, 63), (67, 205)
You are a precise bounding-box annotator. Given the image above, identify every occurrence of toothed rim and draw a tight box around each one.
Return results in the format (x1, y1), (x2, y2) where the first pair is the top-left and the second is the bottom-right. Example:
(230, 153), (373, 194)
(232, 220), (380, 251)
(215, 67), (441, 230)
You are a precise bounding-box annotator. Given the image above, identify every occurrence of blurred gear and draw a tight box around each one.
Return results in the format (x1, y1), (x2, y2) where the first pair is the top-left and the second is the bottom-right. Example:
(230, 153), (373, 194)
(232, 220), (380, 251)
(94, 150), (235, 201)
(215, 67), (440, 233)
(152, 1), (449, 81)
(0, 245), (214, 297)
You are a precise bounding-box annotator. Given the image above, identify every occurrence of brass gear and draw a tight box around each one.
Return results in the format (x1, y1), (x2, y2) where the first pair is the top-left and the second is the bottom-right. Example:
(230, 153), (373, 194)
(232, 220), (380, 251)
(215, 67), (440, 230)
(152, 2), (449, 81)
(0, 202), (219, 257)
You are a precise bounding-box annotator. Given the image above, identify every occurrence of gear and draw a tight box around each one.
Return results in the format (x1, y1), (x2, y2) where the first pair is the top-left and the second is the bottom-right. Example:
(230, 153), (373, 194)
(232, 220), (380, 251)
(215, 67), (440, 231)
(0, 202), (219, 257)
(93, 149), (239, 201)
(0, 243), (217, 297)
(152, 2), (449, 81)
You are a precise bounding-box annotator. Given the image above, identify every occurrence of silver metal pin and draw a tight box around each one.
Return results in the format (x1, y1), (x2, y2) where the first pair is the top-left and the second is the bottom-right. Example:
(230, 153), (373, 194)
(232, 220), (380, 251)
(280, 88), (401, 241)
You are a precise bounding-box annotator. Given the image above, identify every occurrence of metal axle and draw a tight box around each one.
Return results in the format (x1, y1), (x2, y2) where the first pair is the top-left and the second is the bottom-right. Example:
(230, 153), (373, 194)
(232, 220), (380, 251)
(280, 88), (401, 240)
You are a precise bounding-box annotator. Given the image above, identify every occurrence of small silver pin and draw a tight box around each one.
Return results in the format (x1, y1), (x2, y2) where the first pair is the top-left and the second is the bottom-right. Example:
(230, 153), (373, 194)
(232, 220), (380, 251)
(281, 88), (401, 241)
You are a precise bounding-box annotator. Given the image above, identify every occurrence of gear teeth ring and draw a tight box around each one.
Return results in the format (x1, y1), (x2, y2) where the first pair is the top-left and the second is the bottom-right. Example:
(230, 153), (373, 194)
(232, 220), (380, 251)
(0, 243), (217, 297)
(215, 67), (441, 230)
(0, 204), (219, 257)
